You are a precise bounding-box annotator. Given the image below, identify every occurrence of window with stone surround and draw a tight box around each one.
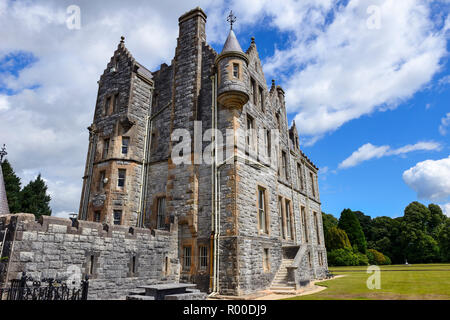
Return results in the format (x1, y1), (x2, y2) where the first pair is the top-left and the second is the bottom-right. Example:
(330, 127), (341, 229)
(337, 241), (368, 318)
(199, 245), (208, 270)
(113, 210), (122, 225)
(281, 150), (288, 180)
(310, 172), (316, 197)
(183, 246), (192, 271)
(266, 129), (271, 158)
(102, 138), (110, 159)
(94, 211), (101, 223)
(314, 212), (321, 245)
(156, 197), (166, 230)
(259, 86), (264, 112)
(301, 206), (309, 243)
(121, 137), (130, 155)
(297, 163), (303, 191)
(263, 248), (270, 272)
(164, 256), (170, 276)
(104, 96), (111, 115)
(257, 186), (268, 234)
(233, 63), (239, 79)
(118, 169), (126, 188)
(276, 113), (281, 130)
(113, 93), (119, 113)
(285, 199), (293, 240)
(251, 78), (257, 105)
(246, 114), (255, 152)
(278, 197), (285, 239)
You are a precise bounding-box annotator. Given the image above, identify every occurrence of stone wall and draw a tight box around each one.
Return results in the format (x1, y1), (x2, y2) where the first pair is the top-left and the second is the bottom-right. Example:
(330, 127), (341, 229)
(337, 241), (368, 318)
(0, 214), (179, 300)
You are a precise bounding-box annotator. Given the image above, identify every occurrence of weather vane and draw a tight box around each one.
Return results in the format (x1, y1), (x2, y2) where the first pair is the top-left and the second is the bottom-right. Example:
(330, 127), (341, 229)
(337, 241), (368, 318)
(227, 10), (236, 30)
(0, 144), (7, 163)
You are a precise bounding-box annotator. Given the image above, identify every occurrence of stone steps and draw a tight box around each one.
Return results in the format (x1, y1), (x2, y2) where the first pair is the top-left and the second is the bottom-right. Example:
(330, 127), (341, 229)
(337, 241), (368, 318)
(269, 259), (296, 291)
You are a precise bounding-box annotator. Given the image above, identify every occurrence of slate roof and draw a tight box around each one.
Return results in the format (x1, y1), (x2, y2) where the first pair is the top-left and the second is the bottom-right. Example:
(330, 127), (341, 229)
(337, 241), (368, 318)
(221, 29), (243, 53)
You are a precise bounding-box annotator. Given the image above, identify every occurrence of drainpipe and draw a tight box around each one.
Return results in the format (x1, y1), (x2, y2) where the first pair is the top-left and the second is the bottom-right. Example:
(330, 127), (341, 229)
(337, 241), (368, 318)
(137, 98), (173, 228)
(80, 129), (97, 221)
(137, 85), (154, 228)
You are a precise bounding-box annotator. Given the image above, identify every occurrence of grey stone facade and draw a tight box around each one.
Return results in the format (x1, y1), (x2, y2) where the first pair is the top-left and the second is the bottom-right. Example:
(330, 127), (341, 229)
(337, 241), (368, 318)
(0, 214), (179, 300)
(1, 7), (328, 299)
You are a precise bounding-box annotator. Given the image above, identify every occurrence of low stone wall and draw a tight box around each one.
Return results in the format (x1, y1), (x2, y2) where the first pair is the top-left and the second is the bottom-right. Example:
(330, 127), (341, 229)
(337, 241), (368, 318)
(0, 214), (180, 300)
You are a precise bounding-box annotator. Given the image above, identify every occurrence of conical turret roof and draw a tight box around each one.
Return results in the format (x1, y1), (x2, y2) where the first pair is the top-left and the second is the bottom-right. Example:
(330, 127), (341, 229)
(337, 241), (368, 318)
(221, 29), (243, 53)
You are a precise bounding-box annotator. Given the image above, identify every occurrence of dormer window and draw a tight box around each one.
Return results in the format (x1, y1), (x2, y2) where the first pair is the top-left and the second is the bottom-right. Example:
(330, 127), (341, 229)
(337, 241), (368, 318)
(233, 63), (239, 79)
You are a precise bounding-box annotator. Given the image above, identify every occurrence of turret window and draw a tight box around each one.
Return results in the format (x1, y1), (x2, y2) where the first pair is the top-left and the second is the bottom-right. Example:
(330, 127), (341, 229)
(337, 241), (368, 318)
(102, 139), (110, 159)
(121, 137), (130, 155)
(233, 63), (239, 79)
(118, 169), (126, 188)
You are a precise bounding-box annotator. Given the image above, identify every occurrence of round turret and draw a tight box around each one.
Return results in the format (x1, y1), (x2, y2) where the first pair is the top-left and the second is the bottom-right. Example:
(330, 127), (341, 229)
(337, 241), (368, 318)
(215, 29), (249, 109)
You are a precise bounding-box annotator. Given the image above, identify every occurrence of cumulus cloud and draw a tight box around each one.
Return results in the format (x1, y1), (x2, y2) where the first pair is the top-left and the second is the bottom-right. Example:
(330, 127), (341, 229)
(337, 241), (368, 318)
(441, 203), (450, 217)
(439, 113), (450, 135)
(339, 141), (442, 169)
(402, 156), (450, 201)
(249, 0), (448, 143)
(0, 95), (9, 110)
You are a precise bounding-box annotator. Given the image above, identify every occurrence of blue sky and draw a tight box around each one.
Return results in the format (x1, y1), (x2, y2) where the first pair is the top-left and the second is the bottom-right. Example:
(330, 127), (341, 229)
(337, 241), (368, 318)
(0, 0), (449, 219)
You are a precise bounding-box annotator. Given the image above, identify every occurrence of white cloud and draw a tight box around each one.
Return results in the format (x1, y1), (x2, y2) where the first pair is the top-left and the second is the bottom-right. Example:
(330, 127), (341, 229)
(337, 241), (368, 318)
(256, 0), (448, 141)
(339, 143), (390, 169)
(403, 156), (450, 201)
(339, 141), (442, 169)
(439, 113), (450, 135)
(441, 203), (450, 217)
(0, 95), (9, 110)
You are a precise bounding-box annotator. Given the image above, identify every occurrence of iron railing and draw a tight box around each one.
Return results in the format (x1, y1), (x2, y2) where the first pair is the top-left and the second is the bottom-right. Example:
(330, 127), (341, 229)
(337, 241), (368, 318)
(0, 272), (89, 301)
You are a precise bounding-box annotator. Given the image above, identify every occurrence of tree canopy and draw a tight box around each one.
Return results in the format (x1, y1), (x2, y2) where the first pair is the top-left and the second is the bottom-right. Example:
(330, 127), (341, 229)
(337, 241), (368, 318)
(1, 159), (52, 219)
(1, 159), (22, 213)
(338, 209), (367, 253)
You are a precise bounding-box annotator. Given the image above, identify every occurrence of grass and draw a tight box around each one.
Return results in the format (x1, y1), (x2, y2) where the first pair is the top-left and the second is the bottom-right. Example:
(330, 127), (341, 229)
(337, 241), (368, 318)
(284, 263), (450, 300)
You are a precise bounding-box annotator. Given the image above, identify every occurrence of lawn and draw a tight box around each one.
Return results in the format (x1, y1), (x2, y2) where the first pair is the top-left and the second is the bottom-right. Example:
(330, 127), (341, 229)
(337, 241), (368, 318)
(284, 263), (450, 300)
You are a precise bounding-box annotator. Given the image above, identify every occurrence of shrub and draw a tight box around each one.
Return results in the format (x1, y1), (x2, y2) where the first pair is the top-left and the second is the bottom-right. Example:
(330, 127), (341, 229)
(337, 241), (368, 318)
(367, 249), (391, 265)
(327, 247), (358, 266)
(355, 252), (369, 266)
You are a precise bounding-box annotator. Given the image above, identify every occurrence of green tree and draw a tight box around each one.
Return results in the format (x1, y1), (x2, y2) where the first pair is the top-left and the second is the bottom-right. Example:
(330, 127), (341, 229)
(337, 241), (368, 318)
(19, 174), (51, 219)
(325, 226), (352, 251)
(1, 159), (22, 213)
(401, 202), (440, 263)
(428, 204), (446, 238)
(438, 219), (450, 262)
(338, 209), (367, 253)
(322, 212), (338, 235)
(354, 211), (373, 241)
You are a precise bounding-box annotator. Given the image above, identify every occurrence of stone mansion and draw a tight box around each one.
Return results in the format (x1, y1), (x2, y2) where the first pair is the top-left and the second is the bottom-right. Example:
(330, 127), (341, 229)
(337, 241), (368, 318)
(0, 7), (327, 298)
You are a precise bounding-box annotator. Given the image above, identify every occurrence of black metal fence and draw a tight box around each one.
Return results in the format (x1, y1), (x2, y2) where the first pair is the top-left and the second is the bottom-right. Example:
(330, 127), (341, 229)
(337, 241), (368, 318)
(0, 272), (89, 301)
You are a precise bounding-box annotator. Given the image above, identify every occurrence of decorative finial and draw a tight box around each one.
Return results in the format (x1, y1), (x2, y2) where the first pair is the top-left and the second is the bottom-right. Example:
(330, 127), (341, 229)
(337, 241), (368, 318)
(271, 79), (276, 88)
(251, 36), (255, 44)
(120, 36), (125, 44)
(0, 144), (7, 163)
(227, 10), (236, 30)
